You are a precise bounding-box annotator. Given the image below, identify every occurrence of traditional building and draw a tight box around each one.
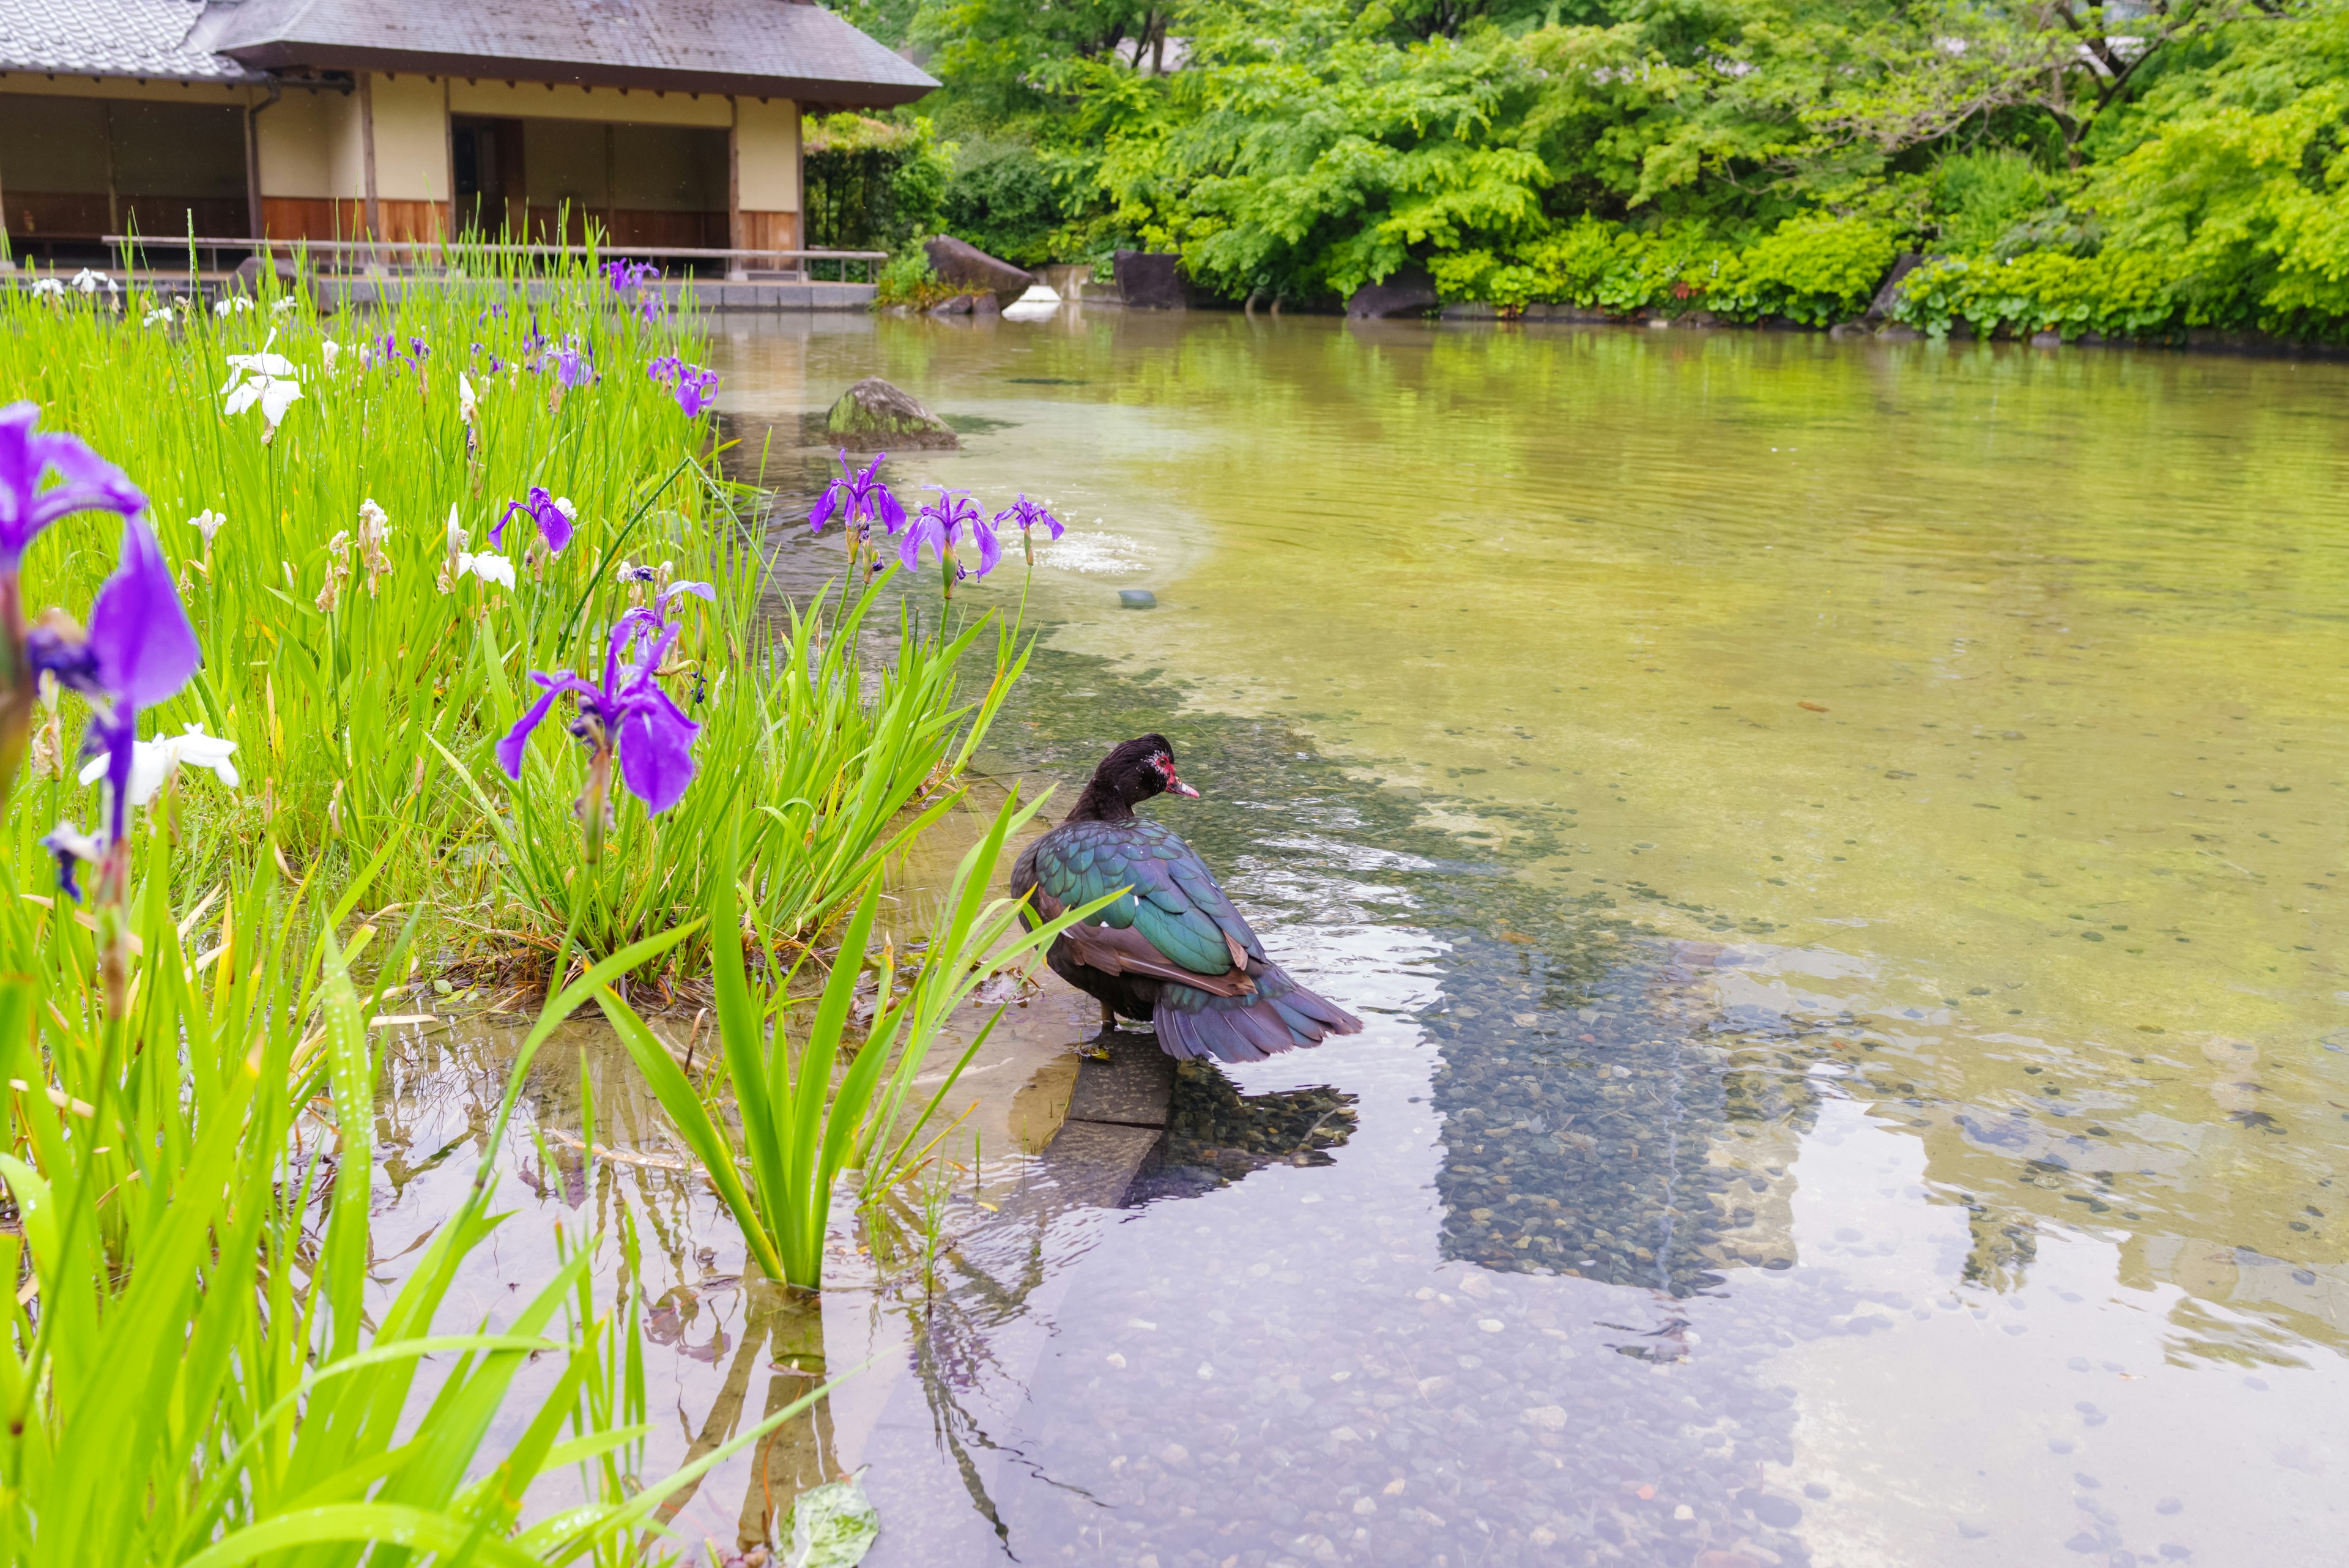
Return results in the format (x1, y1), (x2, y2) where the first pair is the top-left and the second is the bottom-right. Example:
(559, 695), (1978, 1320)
(0, 0), (933, 263)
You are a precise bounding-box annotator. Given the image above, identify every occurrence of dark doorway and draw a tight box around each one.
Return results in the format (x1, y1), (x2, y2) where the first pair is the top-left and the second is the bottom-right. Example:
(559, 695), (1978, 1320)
(451, 116), (527, 240)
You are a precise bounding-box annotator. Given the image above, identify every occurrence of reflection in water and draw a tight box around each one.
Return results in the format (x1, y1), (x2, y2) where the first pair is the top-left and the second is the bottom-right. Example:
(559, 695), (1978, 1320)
(351, 315), (2349, 1568)
(1132, 1064), (1359, 1201)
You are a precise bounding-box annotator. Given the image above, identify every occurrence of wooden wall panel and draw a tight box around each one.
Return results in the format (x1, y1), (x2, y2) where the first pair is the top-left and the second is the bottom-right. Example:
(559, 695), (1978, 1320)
(261, 198), (448, 243)
(261, 197), (341, 241)
(737, 209), (799, 256)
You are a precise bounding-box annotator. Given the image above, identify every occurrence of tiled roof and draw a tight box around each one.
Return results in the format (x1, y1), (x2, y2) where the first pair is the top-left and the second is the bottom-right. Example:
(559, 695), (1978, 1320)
(0, 0), (260, 81)
(0, 0), (933, 103)
(197, 0), (937, 104)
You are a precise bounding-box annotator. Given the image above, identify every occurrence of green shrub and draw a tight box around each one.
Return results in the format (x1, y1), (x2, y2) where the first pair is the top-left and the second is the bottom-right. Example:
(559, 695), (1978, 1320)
(1932, 149), (2056, 257)
(1431, 216), (1888, 323)
(874, 247), (959, 308)
(1707, 215), (1902, 325)
(1886, 251), (2186, 339)
(940, 139), (1067, 267)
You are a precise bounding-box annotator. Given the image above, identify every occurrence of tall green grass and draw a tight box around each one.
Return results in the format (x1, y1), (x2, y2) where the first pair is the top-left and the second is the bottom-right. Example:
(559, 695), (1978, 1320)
(0, 827), (819, 1562)
(0, 247), (1055, 1553)
(595, 793), (1104, 1289)
(0, 247), (1015, 967)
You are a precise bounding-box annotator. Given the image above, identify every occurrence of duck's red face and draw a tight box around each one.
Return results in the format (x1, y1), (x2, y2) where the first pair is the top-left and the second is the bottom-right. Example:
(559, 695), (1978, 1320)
(1152, 751), (1200, 798)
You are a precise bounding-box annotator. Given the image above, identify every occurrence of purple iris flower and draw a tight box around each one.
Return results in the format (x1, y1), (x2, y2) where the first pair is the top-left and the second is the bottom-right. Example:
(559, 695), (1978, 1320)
(26, 514), (201, 891)
(552, 340), (597, 389)
(902, 485), (999, 596)
(809, 449), (907, 549)
(491, 486), (576, 555)
(993, 493), (1064, 565)
(0, 403), (149, 806)
(0, 402), (146, 570)
(497, 603), (703, 856)
(646, 355), (718, 416)
(605, 259), (661, 294)
(617, 579), (714, 663)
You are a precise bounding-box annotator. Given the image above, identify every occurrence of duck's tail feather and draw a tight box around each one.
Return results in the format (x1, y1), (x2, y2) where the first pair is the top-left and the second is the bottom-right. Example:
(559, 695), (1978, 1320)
(1153, 962), (1362, 1063)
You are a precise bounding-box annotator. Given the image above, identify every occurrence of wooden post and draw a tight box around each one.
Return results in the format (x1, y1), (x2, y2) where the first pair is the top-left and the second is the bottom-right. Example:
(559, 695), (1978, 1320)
(0, 125), (12, 269)
(100, 101), (119, 237)
(726, 98), (746, 281)
(793, 103), (806, 270)
(603, 122), (618, 248)
(360, 72), (382, 250)
(443, 78), (457, 242)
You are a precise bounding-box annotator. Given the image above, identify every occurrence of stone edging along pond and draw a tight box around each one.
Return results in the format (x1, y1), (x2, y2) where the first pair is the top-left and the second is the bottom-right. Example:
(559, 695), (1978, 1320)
(1034, 1032), (1178, 1208)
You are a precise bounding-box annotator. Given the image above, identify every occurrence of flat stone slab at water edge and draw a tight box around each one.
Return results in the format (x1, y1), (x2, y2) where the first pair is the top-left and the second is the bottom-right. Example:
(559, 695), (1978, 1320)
(823, 376), (959, 450)
(1064, 1032), (1176, 1128)
(1028, 1031), (1177, 1208)
(923, 234), (1036, 310)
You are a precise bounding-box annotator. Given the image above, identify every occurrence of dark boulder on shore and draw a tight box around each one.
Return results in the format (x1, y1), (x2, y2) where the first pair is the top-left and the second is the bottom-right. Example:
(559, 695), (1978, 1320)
(922, 235), (1034, 310)
(1113, 250), (1189, 310)
(1866, 253), (1924, 323)
(824, 377), (959, 451)
(1346, 266), (1438, 319)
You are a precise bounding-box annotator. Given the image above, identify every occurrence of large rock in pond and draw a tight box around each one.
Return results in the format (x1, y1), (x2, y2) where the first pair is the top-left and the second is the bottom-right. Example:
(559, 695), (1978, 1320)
(922, 235), (1034, 310)
(1346, 267), (1437, 319)
(1113, 250), (1189, 310)
(824, 377), (959, 451)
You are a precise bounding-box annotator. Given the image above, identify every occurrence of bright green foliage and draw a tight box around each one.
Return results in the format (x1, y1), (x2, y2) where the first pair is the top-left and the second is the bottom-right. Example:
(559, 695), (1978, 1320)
(1, 251), (1011, 968)
(596, 792), (1111, 1290)
(1707, 215), (1902, 324)
(1931, 149), (2054, 257)
(437, 573), (1026, 976)
(1886, 251), (2189, 340)
(0, 835), (817, 1563)
(874, 248), (960, 308)
(885, 0), (2349, 338)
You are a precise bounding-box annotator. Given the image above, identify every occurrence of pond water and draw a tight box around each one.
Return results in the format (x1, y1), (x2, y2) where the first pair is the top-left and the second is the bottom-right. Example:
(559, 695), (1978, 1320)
(383, 311), (2349, 1568)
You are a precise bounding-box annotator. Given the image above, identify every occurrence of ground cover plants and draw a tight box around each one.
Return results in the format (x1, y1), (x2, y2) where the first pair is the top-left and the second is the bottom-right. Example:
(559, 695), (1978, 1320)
(838, 0), (2349, 340)
(0, 250), (1077, 1558)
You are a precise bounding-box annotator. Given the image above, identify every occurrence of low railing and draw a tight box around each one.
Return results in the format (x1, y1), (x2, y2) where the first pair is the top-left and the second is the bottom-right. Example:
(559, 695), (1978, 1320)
(96, 235), (891, 283)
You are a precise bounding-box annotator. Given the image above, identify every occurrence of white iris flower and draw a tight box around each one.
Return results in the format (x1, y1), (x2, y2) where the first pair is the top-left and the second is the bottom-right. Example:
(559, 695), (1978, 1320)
(78, 723), (240, 805)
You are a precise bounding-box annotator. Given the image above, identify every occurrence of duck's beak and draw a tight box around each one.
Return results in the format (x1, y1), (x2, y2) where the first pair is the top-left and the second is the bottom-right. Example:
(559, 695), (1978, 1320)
(1165, 773), (1201, 798)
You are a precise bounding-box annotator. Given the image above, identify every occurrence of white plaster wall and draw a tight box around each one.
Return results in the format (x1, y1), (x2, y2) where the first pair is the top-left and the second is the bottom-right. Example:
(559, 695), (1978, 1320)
(367, 73), (448, 202)
(331, 87), (367, 199)
(450, 80), (730, 127)
(733, 96), (799, 211)
(256, 88), (338, 199)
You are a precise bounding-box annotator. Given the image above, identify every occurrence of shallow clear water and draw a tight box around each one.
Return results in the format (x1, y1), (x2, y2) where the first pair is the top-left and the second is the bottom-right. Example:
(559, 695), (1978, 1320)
(382, 311), (2349, 1567)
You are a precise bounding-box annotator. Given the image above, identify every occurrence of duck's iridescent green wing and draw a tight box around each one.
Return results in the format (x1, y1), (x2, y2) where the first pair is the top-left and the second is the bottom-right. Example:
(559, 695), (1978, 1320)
(1024, 819), (1262, 979)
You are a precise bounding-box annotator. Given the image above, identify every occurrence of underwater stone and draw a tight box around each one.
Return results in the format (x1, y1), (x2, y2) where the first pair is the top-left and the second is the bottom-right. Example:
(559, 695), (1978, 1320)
(1120, 589), (1157, 609)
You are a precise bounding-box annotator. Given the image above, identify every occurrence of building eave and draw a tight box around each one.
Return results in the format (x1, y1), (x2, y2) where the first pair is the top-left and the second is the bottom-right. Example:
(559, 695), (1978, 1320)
(218, 42), (932, 105)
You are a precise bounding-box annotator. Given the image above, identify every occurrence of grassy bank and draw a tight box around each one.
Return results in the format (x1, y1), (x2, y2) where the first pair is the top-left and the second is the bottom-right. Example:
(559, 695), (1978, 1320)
(1, 250), (1016, 974)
